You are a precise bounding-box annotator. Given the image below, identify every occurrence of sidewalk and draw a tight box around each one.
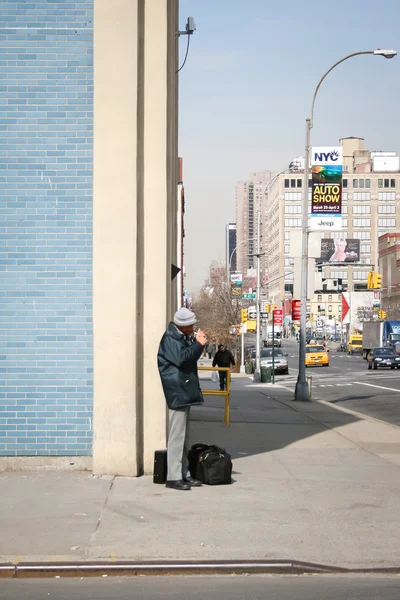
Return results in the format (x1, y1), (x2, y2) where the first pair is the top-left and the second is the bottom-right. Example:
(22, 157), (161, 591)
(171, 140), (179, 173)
(1, 378), (400, 570)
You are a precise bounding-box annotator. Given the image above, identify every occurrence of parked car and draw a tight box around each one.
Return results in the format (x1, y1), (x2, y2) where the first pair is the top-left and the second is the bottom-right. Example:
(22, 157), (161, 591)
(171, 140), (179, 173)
(367, 347), (400, 370)
(259, 348), (289, 375)
(305, 344), (329, 367)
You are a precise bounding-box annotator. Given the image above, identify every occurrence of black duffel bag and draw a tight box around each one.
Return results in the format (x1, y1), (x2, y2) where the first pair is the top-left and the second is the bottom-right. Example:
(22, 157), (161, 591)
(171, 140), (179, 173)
(188, 443), (232, 485)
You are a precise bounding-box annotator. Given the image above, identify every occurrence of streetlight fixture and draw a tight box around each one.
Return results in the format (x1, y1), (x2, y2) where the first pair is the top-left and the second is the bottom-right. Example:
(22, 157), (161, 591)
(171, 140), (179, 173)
(294, 48), (397, 402)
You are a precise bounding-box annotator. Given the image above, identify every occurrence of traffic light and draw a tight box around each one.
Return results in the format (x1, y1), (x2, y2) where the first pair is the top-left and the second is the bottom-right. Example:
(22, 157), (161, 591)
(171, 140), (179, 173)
(374, 273), (382, 289)
(264, 304), (270, 314)
(241, 308), (248, 323)
(367, 270), (383, 289)
(378, 310), (387, 319)
(271, 304), (277, 311)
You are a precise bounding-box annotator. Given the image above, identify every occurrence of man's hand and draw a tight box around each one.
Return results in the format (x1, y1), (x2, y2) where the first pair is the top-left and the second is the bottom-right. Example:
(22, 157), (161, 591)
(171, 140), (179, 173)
(196, 329), (207, 346)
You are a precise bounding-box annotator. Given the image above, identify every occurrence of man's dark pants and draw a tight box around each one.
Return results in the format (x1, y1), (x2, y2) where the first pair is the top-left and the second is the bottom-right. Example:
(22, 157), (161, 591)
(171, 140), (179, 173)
(219, 370), (227, 390)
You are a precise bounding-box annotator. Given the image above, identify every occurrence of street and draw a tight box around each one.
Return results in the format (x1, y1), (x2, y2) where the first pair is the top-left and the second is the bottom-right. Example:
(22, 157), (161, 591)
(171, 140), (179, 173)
(275, 339), (400, 427)
(2, 575), (400, 600)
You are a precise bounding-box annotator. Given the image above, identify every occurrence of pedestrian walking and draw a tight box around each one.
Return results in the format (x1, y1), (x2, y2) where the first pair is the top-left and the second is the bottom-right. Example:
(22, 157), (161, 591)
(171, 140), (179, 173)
(158, 307), (207, 491)
(212, 344), (235, 390)
(207, 341), (216, 359)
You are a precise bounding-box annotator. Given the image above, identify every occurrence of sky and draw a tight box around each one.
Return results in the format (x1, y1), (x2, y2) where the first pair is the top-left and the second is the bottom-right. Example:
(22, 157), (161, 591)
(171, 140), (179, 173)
(178, 0), (400, 293)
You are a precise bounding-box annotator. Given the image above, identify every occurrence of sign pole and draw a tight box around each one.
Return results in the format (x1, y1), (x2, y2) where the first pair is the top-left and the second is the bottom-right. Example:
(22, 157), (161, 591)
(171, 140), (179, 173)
(240, 323), (245, 373)
(272, 310), (275, 384)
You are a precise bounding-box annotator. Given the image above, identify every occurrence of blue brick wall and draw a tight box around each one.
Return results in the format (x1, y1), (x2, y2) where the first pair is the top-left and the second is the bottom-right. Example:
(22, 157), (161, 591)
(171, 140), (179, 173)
(0, 1), (93, 457)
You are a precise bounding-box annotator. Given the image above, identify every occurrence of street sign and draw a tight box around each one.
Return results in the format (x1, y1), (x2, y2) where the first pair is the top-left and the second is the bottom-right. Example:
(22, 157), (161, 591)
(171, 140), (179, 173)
(260, 312), (269, 318)
(273, 309), (283, 325)
(292, 299), (301, 321)
(242, 293), (256, 299)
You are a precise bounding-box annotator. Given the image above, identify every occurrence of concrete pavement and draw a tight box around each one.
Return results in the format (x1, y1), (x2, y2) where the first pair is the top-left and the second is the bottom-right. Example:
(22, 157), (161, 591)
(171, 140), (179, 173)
(1, 378), (400, 569)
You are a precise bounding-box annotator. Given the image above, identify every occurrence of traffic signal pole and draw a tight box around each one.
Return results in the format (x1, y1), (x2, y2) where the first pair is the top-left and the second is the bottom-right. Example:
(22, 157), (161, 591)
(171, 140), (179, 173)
(240, 322), (245, 373)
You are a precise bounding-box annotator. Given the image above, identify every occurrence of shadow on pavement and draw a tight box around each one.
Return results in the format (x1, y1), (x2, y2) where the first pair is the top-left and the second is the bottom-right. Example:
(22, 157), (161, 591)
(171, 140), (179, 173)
(190, 379), (360, 460)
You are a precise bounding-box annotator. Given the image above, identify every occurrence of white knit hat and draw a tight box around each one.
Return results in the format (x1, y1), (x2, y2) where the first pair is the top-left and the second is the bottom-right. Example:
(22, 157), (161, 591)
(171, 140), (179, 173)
(173, 307), (197, 326)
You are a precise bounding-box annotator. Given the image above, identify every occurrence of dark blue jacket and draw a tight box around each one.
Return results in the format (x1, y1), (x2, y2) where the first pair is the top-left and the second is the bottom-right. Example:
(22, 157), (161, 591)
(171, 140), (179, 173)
(158, 322), (204, 409)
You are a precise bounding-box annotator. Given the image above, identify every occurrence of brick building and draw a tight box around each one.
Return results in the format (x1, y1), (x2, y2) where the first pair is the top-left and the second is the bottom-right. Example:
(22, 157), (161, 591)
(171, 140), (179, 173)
(0, 0), (180, 476)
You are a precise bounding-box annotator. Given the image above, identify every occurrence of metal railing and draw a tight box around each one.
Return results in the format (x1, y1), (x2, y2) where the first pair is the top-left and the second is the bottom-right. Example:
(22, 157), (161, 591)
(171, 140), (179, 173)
(198, 366), (231, 426)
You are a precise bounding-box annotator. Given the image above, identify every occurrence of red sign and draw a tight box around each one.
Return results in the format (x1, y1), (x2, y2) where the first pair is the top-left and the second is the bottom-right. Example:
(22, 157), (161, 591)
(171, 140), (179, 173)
(292, 300), (301, 321)
(273, 309), (283, 325)
(342, 295), (350, 322)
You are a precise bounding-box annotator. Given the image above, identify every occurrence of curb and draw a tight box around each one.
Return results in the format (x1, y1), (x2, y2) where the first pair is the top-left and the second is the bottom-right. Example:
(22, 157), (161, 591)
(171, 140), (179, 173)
(1, 560), (400, 578)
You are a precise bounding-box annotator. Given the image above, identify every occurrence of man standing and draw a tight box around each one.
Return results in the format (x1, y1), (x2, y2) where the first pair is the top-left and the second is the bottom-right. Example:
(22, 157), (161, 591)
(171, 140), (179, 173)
(158, 308), (207, 491)
(212, 344), (235, 391)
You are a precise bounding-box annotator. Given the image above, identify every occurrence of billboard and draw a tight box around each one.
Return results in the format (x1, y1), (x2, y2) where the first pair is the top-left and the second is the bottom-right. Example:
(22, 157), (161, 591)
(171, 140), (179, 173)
(230, 273), (242, 298)
(311, 147), (342, 230)
(320, 238), (360, 263)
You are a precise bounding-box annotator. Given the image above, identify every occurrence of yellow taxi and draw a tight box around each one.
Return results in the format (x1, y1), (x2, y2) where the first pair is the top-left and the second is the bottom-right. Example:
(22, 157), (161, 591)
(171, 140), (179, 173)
(305, 344), (329, 367)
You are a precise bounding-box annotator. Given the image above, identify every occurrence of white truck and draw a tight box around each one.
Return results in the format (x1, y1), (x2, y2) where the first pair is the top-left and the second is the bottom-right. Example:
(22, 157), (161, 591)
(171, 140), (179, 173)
(263, 324), (282, 347)
(362, 320), (400, 359)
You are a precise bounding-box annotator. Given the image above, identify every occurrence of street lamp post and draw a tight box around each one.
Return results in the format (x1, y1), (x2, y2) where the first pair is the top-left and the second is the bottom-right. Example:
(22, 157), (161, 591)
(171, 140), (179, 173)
(295, 48), (397, 402)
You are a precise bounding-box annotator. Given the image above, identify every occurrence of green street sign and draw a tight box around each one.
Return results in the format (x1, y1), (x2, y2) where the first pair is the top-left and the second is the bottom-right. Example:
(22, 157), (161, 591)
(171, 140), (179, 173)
(242, 293), (256, 299)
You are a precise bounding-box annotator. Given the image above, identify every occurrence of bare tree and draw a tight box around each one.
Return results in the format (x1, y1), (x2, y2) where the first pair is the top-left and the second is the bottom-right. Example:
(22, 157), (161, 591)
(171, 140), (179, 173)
(192, 270), (240, 354)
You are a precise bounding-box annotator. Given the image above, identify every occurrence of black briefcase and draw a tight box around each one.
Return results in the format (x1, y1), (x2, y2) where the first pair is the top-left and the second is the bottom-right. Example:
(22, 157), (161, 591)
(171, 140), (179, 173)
(153, 449), (167, 484)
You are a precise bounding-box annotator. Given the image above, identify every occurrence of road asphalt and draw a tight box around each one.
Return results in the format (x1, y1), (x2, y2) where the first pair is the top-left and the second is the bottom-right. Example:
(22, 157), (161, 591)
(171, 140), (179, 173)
(273, 339), (400, 426)
(2, 575), (400, 600)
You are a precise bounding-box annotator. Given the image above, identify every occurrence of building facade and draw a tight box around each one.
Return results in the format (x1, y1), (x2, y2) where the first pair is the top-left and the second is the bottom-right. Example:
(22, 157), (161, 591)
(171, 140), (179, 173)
(225, 223), (237, 277)
(235, 171), (274, 282)
(379, 232), (400, 318)
(265, 137), (400, 306)
(0, 0), (180, 476)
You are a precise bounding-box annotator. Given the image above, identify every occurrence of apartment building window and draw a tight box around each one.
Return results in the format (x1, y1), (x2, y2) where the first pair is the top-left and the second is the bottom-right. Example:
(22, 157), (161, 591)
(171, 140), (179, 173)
(284, 179), (290, 188)
(290, 179), (295, 188)
(353, 271), (368, 280)
(353, 231), (371, 239)
(330, 271), (347, 280)
(378, 205), (396, 214)
(297, 179), (302, 187)
(360, 244), (371, 254)
(284, 244), (290, 254)
(317, 295), (322, 302)
(353, 205), (371, 214)
(353, 192), (371, 201)
(353, 180), (358, 188)
(343, 179), (348, 188)
(353, 218), (370, 227)
(378, 218), (396, 227)
(380, 178), (396, 188)
(328, 295), (332, 301)
(284, 258), (293, 266)
(342, 205), (348, 214)
(308, 179), (312, 188)
(342, 218), (348, 227)
(285, 205), (302, 214)
(284, 192), (302, 201)
(284, 231), (290, 240)
(378, 192), (396, 201)
(328, 305), (333, 313)
(285, 218), (302, 227)
(331, 231), (348, 239)
(342, 193), (348, 201)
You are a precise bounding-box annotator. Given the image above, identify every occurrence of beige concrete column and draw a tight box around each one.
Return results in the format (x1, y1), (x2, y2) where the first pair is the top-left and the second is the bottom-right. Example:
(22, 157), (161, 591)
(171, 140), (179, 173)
(92, 0), (140, 476)
(93, 0), (178, 476)
(140, 0), (178, 474)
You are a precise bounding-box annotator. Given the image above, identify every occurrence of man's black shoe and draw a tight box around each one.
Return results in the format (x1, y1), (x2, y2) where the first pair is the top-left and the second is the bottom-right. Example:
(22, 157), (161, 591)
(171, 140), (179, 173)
(184, 476), (202, 487)
(165, 480), (191, 491)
